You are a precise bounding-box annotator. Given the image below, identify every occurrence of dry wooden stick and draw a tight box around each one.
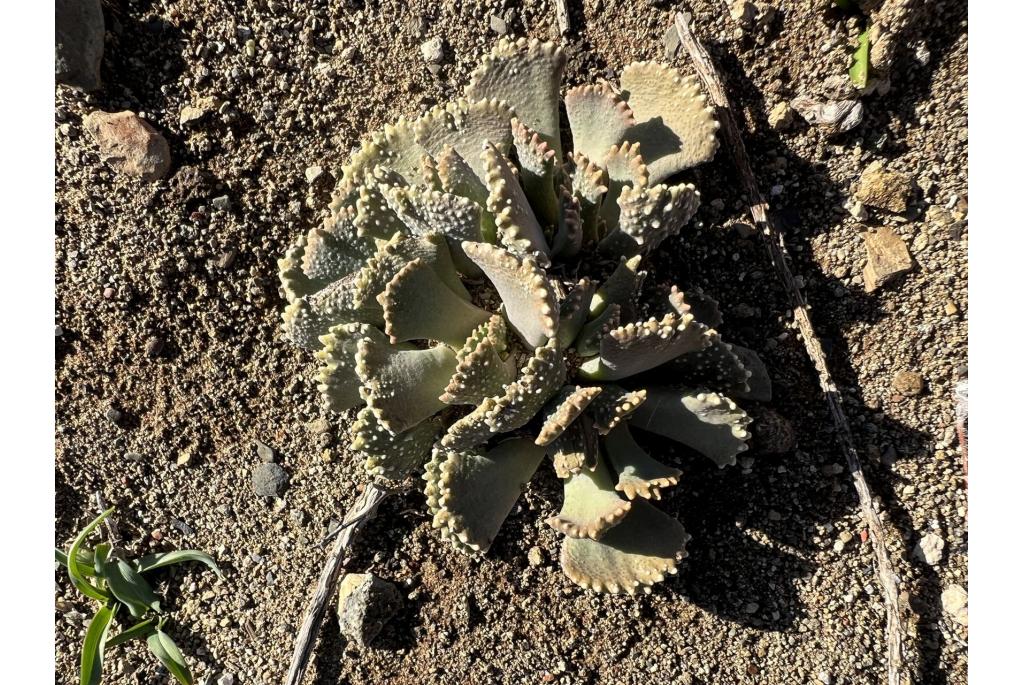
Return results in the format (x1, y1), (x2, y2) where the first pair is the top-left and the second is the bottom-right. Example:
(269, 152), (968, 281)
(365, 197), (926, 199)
(554, 0), (571, 35)
(674, 12), (908, 685)
(285, 483), (389, 685)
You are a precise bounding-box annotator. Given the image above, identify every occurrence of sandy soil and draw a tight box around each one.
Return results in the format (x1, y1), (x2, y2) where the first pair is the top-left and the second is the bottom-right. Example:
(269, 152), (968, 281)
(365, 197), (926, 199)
(55, 1), (967, 683)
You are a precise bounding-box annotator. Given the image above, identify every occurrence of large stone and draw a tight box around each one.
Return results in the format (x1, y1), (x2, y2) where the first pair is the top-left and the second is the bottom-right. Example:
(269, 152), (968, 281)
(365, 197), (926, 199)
(56, 0), (105, 91)
(855, 160), (914, 213)
(83, 111), (171, 181)
(862, 227), (913, 292)
(337, 573), (403, 647)
(941, 584), (968, 626)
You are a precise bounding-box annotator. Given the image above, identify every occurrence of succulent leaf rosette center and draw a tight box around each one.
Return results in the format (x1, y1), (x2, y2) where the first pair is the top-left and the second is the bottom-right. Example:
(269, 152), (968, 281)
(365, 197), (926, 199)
(277, 39), (771, 594)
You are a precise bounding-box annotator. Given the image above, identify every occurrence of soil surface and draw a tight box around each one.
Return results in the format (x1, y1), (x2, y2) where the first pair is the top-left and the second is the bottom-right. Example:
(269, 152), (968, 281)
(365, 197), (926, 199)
(55, 1), (967, 684)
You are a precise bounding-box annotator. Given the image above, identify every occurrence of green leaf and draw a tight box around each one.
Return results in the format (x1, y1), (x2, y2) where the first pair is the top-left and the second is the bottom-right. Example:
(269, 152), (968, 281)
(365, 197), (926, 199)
(147, 629), (193, 685)
(56, 548), (99, 576)
(833, 0), (854, 10)
(135, 550), (223, 579)
(106, 617), (157, 648)
(92, 544), (111, 577)
(67, 509), (115, 602)
(850, 28), (870, 89)
(79, 604), (116, 685)
(103, 559), (162, 618)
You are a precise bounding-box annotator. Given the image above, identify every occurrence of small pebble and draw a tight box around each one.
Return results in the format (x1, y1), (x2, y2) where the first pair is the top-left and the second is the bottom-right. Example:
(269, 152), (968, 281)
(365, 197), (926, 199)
(420, 37), (444, 64)
(252, 463), (289, 497)
(256, 440), (276, 463)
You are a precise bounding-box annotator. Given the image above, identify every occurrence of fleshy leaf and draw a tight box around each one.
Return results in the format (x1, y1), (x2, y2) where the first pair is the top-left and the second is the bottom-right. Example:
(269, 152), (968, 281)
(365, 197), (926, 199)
(588, 385), (648, 434)
(351, 406), (442, 479)
(416, 98), (515, 184)
(556, 278), (596, 350)
(432, 438), (547, 553)
(619, 61), (720, 184)
(316, 323), (394, 412)
(574, 303), (621, 358)
(511, 117), (560, 227)
(600, 181), (701, 256)
(629, 388), (752, 467)
(483, 142), (550, 259)
(598, 141), (649, 228)
(730, 344), (773, 402)
(465, 38), (566, 157)
(549, 417), (599, 479)
(547, 457), (632, 540)
(564, 84), (635, 163)
(559, 499), (689, 594)
(442, 340), (565, 449)
(570, 152), (608, 244)
(590, 255), (643, 321)
(440, 315), (516, 405)
(604, 423), (681, 500)
(146, 629), (192, 685)
(379, 258), (492, 346)
(356, 335), (458, 434)
(536, 385), (603, 446)
(463, 241), (558, 347)
(664, 331), (752, 397)
(381, 184), (484, 274)
(667, 286), (724, 329)
(578, 313), (710, 381)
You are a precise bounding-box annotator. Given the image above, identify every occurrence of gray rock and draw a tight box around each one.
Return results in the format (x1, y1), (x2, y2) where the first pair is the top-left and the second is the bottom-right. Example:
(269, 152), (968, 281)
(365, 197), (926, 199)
(56, 0), (105, 91)
(913, 532), (945, 566)
(251, 462), (289, 497)
(83, 111), (171, 181)
(420, 37), (444, 64)
(211, 195), (231, 211)
(337, 573), (403, 647)
(216, 674), (236, 685)
(104, 407), (122, 423)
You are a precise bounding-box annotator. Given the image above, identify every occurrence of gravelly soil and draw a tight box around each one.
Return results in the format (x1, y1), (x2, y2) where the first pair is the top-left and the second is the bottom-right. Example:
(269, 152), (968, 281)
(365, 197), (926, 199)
(55, 1), (967, 683)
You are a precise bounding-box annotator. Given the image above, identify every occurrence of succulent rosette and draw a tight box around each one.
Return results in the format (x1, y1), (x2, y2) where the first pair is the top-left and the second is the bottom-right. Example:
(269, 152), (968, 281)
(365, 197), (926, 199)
(278, 39), (770, 594)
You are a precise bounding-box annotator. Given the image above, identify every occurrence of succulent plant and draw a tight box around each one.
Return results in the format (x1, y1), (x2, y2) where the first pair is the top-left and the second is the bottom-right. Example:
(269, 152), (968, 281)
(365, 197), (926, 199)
(278, 39), (771, 594)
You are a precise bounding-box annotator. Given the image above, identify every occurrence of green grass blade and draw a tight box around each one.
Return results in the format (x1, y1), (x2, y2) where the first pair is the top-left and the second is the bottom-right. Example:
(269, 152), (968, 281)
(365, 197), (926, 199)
(106, 617), (157, 648)
(147, 629), (193, 685)
(103, 559), (162, 618)
(79, 604), (116, 685)
(134, 550), (222, 579)
(67, 509), (115, 602)
(56, 548), (99, 576)
(850, 28), (870, 88)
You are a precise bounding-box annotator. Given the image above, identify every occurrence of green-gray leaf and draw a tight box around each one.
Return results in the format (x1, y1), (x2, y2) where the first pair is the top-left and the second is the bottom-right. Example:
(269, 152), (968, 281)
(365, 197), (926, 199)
(80, 604), (115, 685)
(850, 29), (869, 89)
(103, 559), (162, 618)
(106, 618), (157, 648)
(147, 629), (193, 685)
(92, 544), (111, 577)
(134, 550), (223, 579)
(67, 509), (114, 602)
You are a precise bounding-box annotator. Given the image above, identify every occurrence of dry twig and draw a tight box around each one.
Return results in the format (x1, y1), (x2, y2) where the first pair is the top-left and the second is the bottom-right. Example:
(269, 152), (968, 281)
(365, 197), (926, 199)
(285, 483), (390, 685)
(554, 0), (571, 35)
(673, 11), (908, 685)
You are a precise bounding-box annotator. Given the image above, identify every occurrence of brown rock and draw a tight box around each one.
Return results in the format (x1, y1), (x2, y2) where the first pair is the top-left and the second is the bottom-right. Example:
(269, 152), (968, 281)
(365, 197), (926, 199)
(854, 160), (913, 213)
(862, 227), (914, 292)
(892, 370), (925, 396)
(83, 111), (171, 181)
